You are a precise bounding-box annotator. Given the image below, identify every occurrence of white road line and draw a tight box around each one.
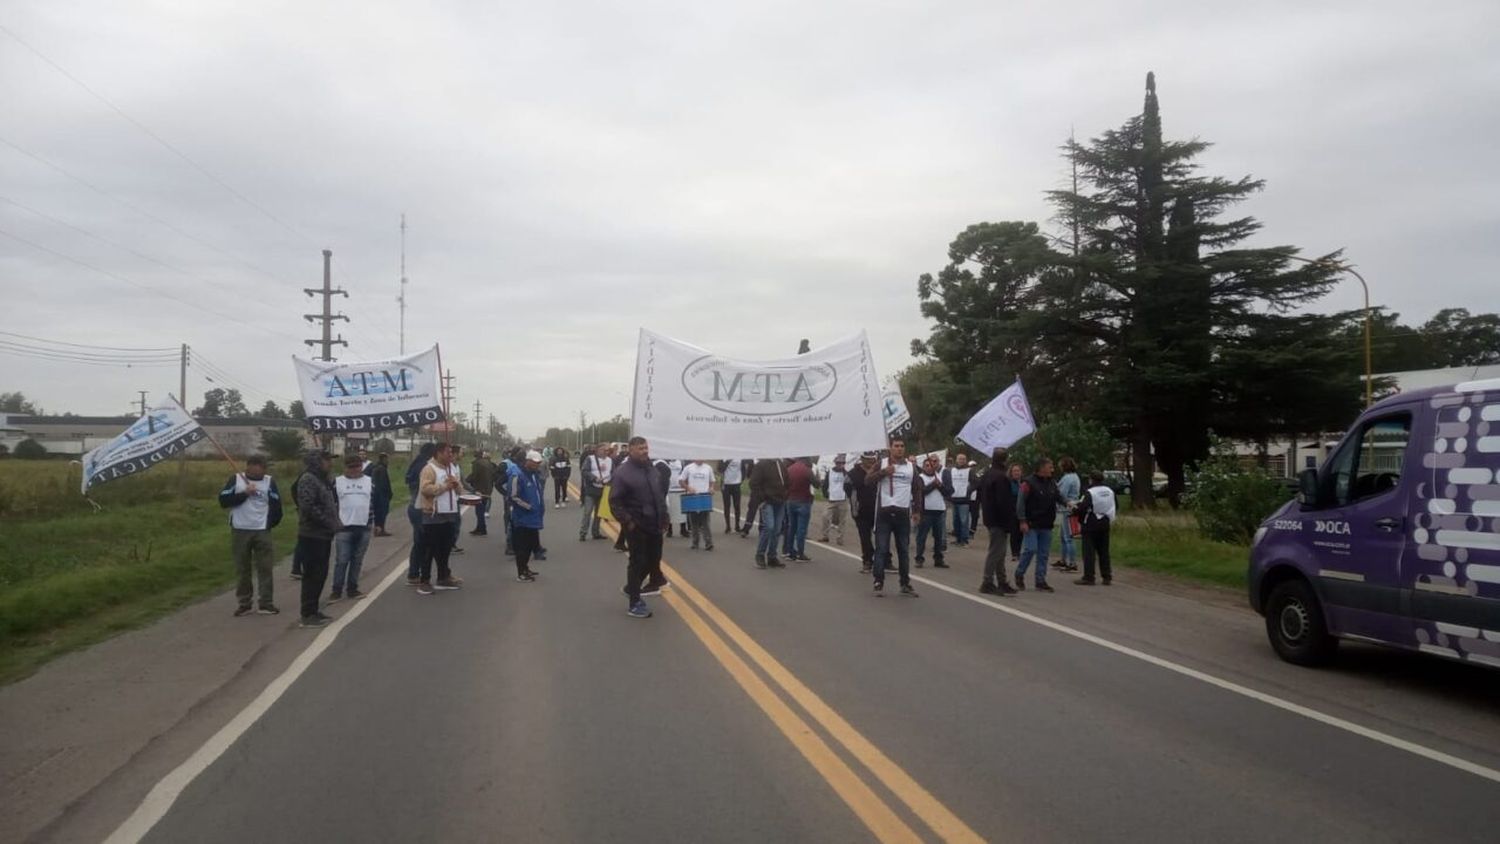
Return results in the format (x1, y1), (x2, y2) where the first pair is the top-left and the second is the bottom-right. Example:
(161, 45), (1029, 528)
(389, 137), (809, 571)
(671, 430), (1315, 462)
(804, 536), (1500, 785)
(103, 545), (413, 843)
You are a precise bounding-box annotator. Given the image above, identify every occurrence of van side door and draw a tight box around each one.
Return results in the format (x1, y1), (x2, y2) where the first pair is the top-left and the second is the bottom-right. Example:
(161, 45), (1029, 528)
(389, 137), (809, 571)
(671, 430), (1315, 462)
(1306, 411), (1414, 645)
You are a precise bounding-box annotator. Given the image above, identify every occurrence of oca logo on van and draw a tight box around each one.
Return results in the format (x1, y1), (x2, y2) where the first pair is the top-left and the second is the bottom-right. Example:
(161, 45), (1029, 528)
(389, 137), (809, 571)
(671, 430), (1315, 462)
(1314, 520), (1351, 535)
(681, 356), (838, 417)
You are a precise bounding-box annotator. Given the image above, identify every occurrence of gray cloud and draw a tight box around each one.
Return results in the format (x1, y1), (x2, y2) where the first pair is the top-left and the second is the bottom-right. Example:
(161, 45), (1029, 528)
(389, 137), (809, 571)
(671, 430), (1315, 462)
(3, 0), (1497, 435)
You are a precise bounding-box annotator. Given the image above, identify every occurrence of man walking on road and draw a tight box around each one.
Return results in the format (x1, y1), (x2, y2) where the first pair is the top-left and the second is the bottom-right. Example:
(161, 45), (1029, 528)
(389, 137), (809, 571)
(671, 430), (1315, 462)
(749, 457), (789, 568)
(680, 458), (717, 551)
(219, 454), (283, 616)
(1015, 458), (1065, 592)
(416, 442), (465, 596)
(610, 437), (670, 618)
(294, 450), (340, 627)
(718, 459), (750, 534)
(847, 452), (879, 573)
(817, 455), (851, 546)
(550, 447), (572, 507)
(944, 452), (975, 547)
(368, 452), (393, 537)
(508, 450), (546, 582)
(869, 438), (918, 597)
(468, 450), (496, 537)
(782, 456), (815, 562)
(404, 442), (436, 584)
(976, 448), (1018, 595)
(331, 453), (374, 602)
(914, 455), (951, 568)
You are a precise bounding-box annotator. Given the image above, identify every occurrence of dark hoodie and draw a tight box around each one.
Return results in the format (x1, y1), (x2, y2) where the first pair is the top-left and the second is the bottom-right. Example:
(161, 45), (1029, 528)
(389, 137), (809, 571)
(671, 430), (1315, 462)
(295, 451), (342, 540)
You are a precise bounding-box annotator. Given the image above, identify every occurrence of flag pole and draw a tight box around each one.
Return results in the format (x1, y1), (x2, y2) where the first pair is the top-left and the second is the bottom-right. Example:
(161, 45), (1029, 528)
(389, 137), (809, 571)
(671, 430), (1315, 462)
(174, 396), (240, 470)
(435, 343), (451, 446)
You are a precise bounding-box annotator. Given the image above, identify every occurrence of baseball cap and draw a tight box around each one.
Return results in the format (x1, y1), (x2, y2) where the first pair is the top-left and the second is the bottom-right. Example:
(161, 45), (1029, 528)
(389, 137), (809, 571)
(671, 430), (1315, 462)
(526, 450), (543, 462)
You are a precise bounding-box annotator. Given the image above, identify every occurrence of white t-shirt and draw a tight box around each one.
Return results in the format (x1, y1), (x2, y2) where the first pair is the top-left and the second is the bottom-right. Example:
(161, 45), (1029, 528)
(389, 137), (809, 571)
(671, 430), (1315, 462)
(336, 474), (372, 528)
(949, 466), (972, 499)
(877, 459), (914, 510)
(722, 461), (743, 485)
(826, 469), (849, 502)
(680, 462), (715, 495)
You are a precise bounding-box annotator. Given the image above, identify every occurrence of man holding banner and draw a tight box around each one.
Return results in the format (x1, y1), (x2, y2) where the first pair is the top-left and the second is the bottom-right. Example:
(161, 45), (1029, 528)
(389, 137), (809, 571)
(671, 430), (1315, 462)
(868, 437), (918, 597)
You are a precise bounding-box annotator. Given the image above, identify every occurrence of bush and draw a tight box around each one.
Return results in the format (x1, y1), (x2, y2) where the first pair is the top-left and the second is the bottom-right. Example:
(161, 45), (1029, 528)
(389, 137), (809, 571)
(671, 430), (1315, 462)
(260, 429), (307, 461)
(13, 439), (47, 460)
(1187, 437), (1292, 544)
(1006, 414), (1117, 476)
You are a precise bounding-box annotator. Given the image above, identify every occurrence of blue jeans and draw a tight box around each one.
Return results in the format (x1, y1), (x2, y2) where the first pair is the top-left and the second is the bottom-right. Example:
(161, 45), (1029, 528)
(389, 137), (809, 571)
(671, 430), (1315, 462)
(333, 527), (371, 593)
(1016, 528), (1053, 584)
(1057, 516), (1076, 564)
(406, 504), (425, 578)
(783, 501), (812, 557)
(951, 503), (971, 544)
(756, 501), (786, 559)
(873, 508), (911, 586)
(915, 510), (946, 563)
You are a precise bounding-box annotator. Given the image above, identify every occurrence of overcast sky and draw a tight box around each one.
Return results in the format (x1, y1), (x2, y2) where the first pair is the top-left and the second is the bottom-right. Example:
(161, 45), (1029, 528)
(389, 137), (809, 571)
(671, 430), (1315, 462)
(3, 0), (1497, 437)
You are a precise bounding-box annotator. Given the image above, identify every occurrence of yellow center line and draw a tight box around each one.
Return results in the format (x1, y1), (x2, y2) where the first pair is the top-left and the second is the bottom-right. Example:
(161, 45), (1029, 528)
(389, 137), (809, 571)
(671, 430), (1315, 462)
(572, 482), (986, 843)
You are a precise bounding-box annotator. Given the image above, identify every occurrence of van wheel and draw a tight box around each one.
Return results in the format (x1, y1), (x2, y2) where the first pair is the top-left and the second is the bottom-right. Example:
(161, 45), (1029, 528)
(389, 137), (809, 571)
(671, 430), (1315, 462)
(1265, 579), (1338, 666)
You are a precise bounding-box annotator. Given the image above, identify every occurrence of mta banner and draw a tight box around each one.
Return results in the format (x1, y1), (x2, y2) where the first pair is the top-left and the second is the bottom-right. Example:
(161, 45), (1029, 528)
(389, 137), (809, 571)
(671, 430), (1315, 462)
(957, 380), (1037, 454)
(80, 402), (206, 494)
(293, 346), (445, 434)
(631, 329), (888, 460)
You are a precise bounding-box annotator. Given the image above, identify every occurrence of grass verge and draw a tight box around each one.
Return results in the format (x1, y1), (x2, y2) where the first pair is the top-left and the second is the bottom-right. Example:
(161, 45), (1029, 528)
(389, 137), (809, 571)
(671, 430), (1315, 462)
(1109, 511), (1249, 590)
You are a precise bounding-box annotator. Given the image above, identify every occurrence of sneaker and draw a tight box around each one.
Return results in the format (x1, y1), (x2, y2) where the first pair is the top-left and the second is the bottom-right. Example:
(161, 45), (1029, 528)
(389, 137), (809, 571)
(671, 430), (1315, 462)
(298, 615), (331, 628)
(469, 529), (486, 536)
(516, 573), (535, 583)
(1000, 582), (1018, 596)
(1074, 577), (1096, 586)
(535, 552), (548, 561)
(234, 605), (254, 617)
(328, 592), (343, 603)
(873, 581), (885, 596)
(979, 582), (998, 595)
(627, 600), (653, 619)
(433, 579), (462, 591)
(767, 557), (786, 568)
(705, 544), (714, 551)
(1015, 579), (1026, 591)
(914, 557), (925, 568)
(818, 537), (830, 543)
(1102, 578), (1112, 585)
(290, 573), (303, 581)
(755, 554), (768, 569)
(1036, 582), (1055, 593)
(859, 565), (872, 574)
(406, 576), (421, 586)
(900, 584), (919, 598)
(796, 554), (812, 562)
(579, 535), (588, 542)
(505, 548), (515, 556)
(1051, 561), (1068, 570)
(256, 604), (280, 615)
(416, 582), (435, 596)
(933, 561), (949, 568)
(640, 580), (671, 597)
(316, 612), (334, 622)
(452, 546), (465, 554)
(691, 544), (699, 551)
(524, 568), (540, 578)
(347, 590), (366, 600)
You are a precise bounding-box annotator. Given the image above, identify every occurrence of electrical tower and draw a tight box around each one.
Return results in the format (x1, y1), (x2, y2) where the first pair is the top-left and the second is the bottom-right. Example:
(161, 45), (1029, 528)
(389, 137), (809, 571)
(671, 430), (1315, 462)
(397, 214), (408, 355)
(136, 390), (148, 416)
(442, 370), (456, 412)
(304, 249), (349, 362)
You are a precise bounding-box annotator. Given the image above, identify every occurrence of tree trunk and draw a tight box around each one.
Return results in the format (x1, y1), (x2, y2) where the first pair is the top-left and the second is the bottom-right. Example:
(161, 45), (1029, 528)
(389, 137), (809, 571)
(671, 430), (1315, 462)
(1132, 419), (1155, 509)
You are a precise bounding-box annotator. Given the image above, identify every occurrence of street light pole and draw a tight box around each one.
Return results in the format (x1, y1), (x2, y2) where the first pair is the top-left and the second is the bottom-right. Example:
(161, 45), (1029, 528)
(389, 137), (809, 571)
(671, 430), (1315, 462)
(1287, 256), (1373, 408)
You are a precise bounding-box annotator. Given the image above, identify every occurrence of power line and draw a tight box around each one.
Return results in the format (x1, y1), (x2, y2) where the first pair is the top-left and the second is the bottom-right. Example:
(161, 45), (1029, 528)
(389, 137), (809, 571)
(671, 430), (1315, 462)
(0, 340), (178, 363)
(0, 344), (178, 368)
(0, 329), (176, 353)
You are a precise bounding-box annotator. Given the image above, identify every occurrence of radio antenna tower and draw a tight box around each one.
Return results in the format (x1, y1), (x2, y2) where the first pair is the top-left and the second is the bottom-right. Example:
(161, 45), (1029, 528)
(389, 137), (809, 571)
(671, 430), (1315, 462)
(398, 213), (408, 355)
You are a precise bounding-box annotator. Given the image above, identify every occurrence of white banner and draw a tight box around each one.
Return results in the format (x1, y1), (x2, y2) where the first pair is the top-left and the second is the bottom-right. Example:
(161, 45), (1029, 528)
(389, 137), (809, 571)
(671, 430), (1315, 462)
(293, 346), (445, 434)
(631, 329), (888, 460)
(881, 378), (912, 435)
(957, 380), (1037, 454)
(80, 401), (206, 494)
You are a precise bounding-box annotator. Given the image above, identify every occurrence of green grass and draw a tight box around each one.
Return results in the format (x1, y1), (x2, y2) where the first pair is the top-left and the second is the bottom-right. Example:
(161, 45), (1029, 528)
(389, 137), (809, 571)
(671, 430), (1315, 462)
(1110, 510), (1249, 590)
(0, 458), (412, 685)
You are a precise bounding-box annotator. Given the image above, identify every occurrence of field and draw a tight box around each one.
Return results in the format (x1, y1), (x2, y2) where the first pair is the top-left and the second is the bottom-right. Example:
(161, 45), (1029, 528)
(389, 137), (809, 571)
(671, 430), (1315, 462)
(0, 458), (410, 684)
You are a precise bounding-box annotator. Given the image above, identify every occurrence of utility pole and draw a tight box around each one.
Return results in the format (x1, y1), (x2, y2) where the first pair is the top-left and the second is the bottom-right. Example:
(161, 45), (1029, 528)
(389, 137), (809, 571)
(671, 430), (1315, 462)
(398, 214), (408, 355)
(179, 343), (189, 407)
(304, 249), (349, 362)
(136, 390), (148, 416)
(472, 399), (482, 449)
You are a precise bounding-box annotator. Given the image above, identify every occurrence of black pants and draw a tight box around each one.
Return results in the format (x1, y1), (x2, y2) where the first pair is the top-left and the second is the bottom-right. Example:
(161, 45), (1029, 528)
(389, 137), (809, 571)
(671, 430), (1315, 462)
(624, 528), (664, 602)
(552, 473), (570, 503)
(970, 503), (980, 533)
(722, 483), (742, 530)
(855, 515), (875, 565)
(418, 521), (455, 582)
(1009, 530), (1023, 559)
(1082, 523), (1113, 581)
(742, 491), (761, 532)
(514, 526), (540, 575)
(297, 536), (332, 619)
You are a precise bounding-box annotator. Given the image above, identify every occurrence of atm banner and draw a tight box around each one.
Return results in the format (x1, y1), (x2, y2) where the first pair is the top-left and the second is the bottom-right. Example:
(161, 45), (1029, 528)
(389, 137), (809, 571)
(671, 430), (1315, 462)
(293, 346), (445, 434)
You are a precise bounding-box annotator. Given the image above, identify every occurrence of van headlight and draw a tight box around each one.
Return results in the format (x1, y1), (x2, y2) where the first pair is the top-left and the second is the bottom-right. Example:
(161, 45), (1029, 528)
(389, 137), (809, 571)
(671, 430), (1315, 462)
(1252, 526), (1269, 548)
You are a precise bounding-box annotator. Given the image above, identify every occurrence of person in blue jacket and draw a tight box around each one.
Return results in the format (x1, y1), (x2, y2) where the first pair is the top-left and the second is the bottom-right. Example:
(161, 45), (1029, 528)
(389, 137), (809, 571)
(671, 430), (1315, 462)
(508, 450), (547, 582)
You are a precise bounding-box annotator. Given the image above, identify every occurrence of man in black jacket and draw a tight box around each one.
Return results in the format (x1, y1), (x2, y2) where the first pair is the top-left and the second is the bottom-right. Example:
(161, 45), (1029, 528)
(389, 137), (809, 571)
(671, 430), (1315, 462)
(846, 452), (879, 574)
(294, 450), (341, 627)
(609, 437), (669, 618)
(1015, 458), (1065, 592)
(976, 447), (1018, 595)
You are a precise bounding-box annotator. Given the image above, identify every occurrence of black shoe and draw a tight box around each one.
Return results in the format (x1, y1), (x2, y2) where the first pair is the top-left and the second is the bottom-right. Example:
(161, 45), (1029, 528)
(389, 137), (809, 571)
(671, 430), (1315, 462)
(592, 534), (607, 540)
(705, 544), (715, 551)
(768, 557), (786, 568)
(979, 582), (998, 595)
(234, 605), (253, 617)
(505, 548), (515, 556)
(256, 604), (280, 615)
(914, 557), (925, 568)
(1036, 582), (1055, 593)
(933, 561), (949, 568)
(900, 584), (919, 598)
(579, 535), (587, 542)
(1102, 578), (1112, 585)
(290, 572), (303, 581)
(1074, 577), (1096, 586)
(755, 554), (768, 569)
(299, 614), (331, 628)
(794, 554), (811, 563)
(516, 573), (535, 583)
(1014, 579), (1026, 591)
(452, 546), (466, 554)
(859, 565), (872, 574)
(873, 581), (885, 596)
(1000, 583), (1018, 596)
(640, 580), (670, 597)
(470, 529), (486, 536)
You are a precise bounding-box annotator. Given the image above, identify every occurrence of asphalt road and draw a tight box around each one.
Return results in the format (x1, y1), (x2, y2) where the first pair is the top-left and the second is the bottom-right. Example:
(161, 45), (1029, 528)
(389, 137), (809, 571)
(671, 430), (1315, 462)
(87, 502), (1500, 843)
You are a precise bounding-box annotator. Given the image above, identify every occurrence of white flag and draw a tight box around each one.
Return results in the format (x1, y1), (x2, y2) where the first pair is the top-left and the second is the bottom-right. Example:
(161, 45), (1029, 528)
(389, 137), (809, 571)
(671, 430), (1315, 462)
(957, 380), (1036, 454)
(80, 402), (206, 494)
(293, 346), (445, 434)
(631, 329), (888, 460)
(880, 378), (912, 435)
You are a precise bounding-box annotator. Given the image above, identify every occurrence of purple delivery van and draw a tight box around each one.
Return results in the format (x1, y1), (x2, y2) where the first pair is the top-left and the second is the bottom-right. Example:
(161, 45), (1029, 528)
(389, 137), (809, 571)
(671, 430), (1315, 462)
(1248, 376), (1500, 668)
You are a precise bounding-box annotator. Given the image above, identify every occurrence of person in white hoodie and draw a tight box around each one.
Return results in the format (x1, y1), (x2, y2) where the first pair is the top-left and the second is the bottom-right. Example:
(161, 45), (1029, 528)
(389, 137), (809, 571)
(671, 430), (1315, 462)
(1072, 471), (1117, 586)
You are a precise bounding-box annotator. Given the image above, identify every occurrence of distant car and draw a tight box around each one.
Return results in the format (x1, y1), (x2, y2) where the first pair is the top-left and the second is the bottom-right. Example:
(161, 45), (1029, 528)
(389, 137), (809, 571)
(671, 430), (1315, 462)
(1101, 470), (1131, 495)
